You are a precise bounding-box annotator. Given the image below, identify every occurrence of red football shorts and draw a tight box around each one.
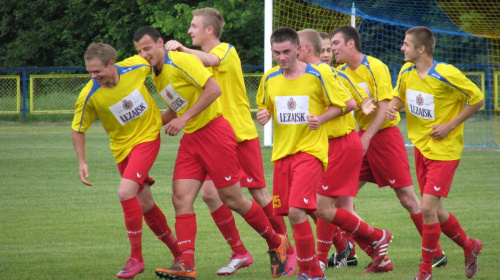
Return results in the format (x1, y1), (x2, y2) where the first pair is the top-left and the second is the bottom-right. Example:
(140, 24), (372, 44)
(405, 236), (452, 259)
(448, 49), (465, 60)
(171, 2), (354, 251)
(414, 147), (459, 198)
(358, 126), (413, 188)
(318, 131), (363, 198)
(117, 134), (160, 193)
(272, 152), (322, 216)
(205, 137), (266, 188)
(173, 116), (242, 188)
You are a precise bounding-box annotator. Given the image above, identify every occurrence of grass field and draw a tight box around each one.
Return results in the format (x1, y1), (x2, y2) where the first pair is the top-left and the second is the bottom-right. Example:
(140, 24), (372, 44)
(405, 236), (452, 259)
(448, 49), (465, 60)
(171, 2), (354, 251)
(0, 122), (499, 280)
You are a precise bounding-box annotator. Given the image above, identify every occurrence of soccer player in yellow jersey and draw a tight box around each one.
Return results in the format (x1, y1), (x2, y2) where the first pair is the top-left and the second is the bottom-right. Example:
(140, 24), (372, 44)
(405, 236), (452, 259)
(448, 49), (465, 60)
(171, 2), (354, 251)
(164, 8), (295, 276)
(331, 25), (447, 271)
(71, 43), (180, 279)
(318, 32), (333, 65)
(297, 29), (392, 274)
(256, 27), (345, 280)
(133, 26), (288, 280)
(387, 26), (484, 280)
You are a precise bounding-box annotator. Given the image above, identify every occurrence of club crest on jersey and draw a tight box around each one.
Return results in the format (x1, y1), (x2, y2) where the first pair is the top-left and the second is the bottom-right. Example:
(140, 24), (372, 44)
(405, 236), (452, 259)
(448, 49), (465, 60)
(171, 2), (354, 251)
(109, 89), (149, 126)
(122, 99), (133, 110)
(406, 89), (435, 120)
(166, 89), (174, 100)
(416, 93), (424, 106)
(287, 97), (297, 111)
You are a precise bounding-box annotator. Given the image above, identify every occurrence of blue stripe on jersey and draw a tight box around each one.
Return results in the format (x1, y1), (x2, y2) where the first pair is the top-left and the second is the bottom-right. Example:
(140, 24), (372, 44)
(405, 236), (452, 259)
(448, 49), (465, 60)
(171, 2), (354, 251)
(263, 68), (283, 105)
(360, 55), (379, 100)
(78, 80), (101, 132)
(340, 64), (349, 71)
(220, 44), (233, 62)
(428, 61), (471, 99)
(304, 63), (332, 105)
(336, 71), (361, 99)
(397, 65), (416, 92)
(164, 51), (204, 88)
(115, 64), (150, 75)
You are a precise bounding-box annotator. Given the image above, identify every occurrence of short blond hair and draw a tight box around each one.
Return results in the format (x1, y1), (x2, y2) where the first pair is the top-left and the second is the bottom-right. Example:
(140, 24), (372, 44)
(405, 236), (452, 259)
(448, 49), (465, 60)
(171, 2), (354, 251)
(406, 26), (435, 55)
(84, 43), (116, 66)
(298, 29), (322, 57)
(192, 8), (225, 39)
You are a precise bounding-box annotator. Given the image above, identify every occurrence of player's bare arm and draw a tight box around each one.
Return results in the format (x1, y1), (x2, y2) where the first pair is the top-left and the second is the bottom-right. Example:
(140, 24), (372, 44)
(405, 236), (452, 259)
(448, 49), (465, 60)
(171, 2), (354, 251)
(164, 40), (186, 52)
(360, 99), (389, 154)
(344, 98), (357, 114)
(71, 129), (93, 186)
(308, 105), (344, 130)
(386, 97), (405, 121)
(164, 40), (220, 67)
(256, 109), (271, 126)
(429, 99), (485, 140)
(161, 108), (177, 126)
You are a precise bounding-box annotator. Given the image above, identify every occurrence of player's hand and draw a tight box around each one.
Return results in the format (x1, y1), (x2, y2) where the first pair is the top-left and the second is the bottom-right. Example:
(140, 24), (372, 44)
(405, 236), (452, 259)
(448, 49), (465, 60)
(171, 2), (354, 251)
(164, 117), (187, 136)
(429, 123), (452, 140)
(78, 162), (93, 186)
(165, 40), (185, 52)
(386, 105), (399, 121)
(361, 97), (376, 115)
(256, 109), (271, 125)
(307, 114), (320, 130)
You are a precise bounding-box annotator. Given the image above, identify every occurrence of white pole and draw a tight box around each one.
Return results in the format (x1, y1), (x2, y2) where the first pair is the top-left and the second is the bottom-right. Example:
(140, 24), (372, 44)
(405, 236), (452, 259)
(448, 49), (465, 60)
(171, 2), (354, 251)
(263, 0), (273, 147)
(351, 3), (356, 28)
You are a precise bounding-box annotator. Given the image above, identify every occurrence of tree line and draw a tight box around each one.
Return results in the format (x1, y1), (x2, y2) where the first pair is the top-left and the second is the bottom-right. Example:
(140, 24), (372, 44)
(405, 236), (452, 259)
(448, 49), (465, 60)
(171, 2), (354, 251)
(0, 0), (264, 68)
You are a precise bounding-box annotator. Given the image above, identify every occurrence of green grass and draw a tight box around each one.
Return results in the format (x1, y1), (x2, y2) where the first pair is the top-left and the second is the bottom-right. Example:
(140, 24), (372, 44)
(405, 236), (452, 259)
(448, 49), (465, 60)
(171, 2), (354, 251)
(0, 122), (499, 279)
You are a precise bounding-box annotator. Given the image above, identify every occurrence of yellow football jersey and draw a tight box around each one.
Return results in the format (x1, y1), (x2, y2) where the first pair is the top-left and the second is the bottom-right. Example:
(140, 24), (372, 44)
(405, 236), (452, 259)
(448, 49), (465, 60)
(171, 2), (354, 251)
(257, 63), (346, 170)
(338, 55), (400, 130)
(393, 61), (484, 160)
(153, 51), (222, 134)
(72, 55), (162, 163)
(210, 43), (258, 142)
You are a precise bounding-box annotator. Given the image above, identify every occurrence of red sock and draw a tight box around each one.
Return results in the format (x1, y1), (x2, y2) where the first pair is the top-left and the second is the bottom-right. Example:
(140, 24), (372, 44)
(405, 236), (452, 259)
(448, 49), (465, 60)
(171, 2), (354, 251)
(440, 213), (473, 255)
(143, 204), (180, 259)
(333, 227), (347, 253)
(242, 200), (281, 249)
(293, 221), (322, 277)
(332, 208), (382, 241)
(211, 204), (247, 255)
(262, 201), (287, 235)
(120, 197), (143, 261)
(411, 212), (443, 256)
(354, 235), (373, 257)
(316, 218), (335, 264)
(262, 201), (294, 254)
(420, 223), (441, 274)
(175, 213), (196, 268)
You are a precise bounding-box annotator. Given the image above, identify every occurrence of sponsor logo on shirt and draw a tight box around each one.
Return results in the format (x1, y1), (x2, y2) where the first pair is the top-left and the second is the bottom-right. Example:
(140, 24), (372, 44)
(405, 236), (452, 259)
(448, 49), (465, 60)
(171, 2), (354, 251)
(109, 89), (149, 125)
(406, 89), (435, 120)
(275, 95), (309, 124)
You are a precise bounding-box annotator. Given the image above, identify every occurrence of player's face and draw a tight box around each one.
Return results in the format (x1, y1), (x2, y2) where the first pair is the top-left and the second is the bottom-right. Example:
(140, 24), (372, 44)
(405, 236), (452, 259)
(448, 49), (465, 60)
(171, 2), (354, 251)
(85, 58), (115, 87)
(188, 16), (208, 47)
(271, 40), (299, 71)
(320, 38), (333, 64)
(401, 34), (418, 63)
(134, 35), (164, 68)
(331, 32), (349, 64)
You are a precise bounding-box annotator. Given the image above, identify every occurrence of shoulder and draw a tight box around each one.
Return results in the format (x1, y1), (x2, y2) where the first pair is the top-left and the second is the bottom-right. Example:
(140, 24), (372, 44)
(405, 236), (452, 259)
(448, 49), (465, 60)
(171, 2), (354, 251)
(365, 56), (388, 69)
(400, 62), (416, 75)
(263, 66), (282, 81)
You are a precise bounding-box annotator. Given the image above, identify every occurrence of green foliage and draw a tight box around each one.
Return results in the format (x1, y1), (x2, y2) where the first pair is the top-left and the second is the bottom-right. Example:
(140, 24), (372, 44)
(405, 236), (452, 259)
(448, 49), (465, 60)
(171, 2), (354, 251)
(0, 0), (263, 68)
